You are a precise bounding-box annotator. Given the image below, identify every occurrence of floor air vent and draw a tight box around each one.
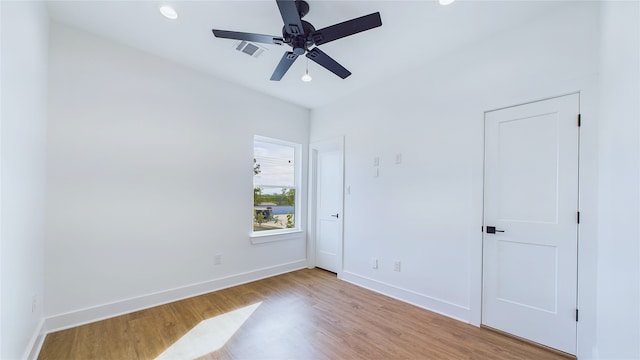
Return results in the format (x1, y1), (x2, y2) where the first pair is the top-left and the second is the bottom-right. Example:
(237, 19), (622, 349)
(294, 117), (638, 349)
(235, 41), (266, 58)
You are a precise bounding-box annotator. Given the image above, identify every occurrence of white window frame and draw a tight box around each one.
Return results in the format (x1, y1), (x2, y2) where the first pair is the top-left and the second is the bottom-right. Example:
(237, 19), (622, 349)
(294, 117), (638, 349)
(250, 135), (302, 243)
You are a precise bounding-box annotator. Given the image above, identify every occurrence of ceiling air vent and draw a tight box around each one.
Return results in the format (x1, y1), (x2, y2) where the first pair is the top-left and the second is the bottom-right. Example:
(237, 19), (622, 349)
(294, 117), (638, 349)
(235, 41), (266, 58)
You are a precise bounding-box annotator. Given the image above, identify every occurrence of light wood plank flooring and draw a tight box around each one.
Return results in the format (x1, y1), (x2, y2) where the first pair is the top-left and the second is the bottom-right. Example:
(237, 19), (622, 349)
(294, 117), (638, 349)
(39, 269), (568, 359)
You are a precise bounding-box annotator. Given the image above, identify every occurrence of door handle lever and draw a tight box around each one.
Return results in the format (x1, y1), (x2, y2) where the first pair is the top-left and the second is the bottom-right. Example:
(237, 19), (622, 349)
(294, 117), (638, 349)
(486, 226), (504, 234)
(331, 213), (339, 218)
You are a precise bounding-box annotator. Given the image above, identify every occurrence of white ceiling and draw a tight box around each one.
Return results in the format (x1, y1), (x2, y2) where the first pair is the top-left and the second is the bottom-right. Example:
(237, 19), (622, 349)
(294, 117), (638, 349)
(46, 0), (565, 109)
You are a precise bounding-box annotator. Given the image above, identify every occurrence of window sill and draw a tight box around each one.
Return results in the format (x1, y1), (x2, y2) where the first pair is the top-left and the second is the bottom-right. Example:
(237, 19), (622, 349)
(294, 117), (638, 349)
(250, 230), (304, 244)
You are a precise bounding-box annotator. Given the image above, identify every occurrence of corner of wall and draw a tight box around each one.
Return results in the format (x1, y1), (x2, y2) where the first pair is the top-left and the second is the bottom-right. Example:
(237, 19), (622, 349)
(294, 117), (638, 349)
(0, 1), (49, 358)
(23, 319), (46, 360)
(595, 1), (640, 358)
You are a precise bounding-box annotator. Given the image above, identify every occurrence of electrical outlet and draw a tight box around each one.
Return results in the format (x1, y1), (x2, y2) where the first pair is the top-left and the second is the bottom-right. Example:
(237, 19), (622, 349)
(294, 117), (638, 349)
(31, 295), (37, 313)
(395, 153), (402, 164)
(371, 258), (378, 269)
(394, 261), (401, 272)
(214, 254), (222, 266)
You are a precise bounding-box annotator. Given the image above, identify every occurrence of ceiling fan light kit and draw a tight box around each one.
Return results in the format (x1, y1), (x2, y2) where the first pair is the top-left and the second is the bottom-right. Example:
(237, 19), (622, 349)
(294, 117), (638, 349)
(211, 0), (382, 81)
(301, 58), (312, 82)
(159, 5), (178, 20)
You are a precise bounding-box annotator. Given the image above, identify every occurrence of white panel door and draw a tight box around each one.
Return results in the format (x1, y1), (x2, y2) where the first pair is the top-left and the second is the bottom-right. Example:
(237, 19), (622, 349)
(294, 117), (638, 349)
(315, 146), (343, 273)
(482, 94), (579, 355)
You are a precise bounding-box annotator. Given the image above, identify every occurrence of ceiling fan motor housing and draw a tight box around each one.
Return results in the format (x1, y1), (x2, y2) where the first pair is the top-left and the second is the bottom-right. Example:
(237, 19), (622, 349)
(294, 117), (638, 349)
(282, 20), (316, 54)
(295, 0), (310, 18)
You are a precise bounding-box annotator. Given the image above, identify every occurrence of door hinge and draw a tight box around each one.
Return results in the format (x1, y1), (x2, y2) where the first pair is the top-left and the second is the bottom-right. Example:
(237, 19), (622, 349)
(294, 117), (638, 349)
(578, 114), (582, 127)
(576, 309), (579, 322)
(577, 211), (581, 224)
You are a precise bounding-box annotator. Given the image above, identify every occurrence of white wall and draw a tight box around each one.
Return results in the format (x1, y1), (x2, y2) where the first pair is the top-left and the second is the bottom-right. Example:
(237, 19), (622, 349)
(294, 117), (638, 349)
(0, 1), (49, 359)
(310, 2), (615, 358)
(596, 1), (640, 358)
(45, 23), (310, 329)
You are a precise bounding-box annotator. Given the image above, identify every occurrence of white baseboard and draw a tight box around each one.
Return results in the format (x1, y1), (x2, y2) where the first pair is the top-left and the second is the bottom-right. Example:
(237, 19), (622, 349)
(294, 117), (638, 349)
(44, 260), (307, 333)
(339, 270), (471, 323)
(23, 318), (46, 360)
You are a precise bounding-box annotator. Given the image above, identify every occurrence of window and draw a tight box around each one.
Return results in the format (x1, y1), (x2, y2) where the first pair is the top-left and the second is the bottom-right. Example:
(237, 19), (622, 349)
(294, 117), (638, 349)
(252, 136), (300, 236)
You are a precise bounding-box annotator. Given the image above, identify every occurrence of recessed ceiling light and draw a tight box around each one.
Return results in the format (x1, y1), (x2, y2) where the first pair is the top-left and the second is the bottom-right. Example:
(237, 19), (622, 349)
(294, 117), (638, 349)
(159, 5), (178, 20)
(439, 0), (455, 5)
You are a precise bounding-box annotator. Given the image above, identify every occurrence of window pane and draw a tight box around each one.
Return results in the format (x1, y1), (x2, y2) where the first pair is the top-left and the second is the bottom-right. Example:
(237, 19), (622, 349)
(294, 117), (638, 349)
(253, 136), (299, 234)
(253, 139), (295, 187)
(253, 187), (296, 232)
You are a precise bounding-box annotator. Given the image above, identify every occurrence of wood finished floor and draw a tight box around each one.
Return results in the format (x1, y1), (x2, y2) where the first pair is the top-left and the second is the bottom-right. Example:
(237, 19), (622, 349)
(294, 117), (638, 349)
(39, 269), (568, 360)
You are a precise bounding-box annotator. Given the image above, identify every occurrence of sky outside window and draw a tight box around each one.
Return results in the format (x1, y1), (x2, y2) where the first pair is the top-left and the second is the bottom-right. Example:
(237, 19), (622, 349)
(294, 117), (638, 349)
(253, 139), (294, 187)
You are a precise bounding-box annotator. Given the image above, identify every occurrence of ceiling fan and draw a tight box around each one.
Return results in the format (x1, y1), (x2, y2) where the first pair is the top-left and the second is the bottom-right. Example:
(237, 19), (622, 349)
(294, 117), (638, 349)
(211, 0), (382, 81)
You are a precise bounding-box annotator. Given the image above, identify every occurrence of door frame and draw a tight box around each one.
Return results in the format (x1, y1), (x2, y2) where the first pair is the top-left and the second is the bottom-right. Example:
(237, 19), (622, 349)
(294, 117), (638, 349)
(308, 137), (345, 275)
(480, 92), (581, 353)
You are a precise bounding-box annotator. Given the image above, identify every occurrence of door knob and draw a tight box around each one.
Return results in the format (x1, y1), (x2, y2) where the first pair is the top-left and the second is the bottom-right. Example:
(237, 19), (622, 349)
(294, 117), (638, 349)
(331, 213), (339, 218)
(486, 226), (504, 234)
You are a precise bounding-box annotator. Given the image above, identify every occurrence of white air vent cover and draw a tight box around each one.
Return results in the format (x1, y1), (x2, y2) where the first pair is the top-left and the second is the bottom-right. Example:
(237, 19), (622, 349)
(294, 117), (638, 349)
(234, 41), (266, 58)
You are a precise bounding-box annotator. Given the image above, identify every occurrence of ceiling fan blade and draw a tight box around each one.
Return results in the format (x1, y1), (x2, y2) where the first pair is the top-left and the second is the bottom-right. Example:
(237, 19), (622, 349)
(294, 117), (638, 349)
(276, 0), (305, 36)
(271, 51), (299, 81)
(306, 47), (351, 79)
(311, 12), (382, 46)
(212, 29), (284, 45)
